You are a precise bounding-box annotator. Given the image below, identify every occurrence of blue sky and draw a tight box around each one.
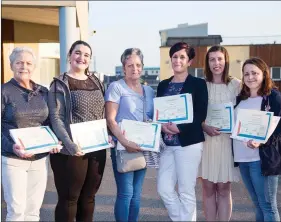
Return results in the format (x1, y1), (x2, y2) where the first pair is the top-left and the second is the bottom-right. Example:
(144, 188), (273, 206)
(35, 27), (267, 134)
(88, 1), (281, 74)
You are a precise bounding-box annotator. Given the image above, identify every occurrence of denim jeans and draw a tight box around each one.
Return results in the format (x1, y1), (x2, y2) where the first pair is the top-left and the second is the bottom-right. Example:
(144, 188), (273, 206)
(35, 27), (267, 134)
(111, 148), (147, 222)
(239, 160), (280, 222)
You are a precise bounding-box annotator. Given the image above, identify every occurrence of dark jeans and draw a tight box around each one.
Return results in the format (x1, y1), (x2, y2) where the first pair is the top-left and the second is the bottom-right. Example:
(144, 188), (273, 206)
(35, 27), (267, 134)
(110, 148), (146, 222)
(239, 161), (280, 222)
(50, 150), (106, 222)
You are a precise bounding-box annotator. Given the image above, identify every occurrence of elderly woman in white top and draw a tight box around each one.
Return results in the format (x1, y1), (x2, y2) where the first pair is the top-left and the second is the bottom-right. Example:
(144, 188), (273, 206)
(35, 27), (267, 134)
(1, 47), (60, 221)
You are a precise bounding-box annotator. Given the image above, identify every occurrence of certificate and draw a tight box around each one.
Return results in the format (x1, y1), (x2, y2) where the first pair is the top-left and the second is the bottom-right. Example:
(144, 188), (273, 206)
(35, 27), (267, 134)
(231, 109), (280, 143)
(117, 119), (161, 152)
(9, 126), (59, 154)
(153, 93), (193, 124)
(205, 102), (234, 133)
(70, 119), (112, 153)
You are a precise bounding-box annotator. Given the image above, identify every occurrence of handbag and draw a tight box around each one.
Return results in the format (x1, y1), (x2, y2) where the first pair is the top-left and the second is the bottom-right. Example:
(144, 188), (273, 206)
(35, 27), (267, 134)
(116, 86), (147, 173)
(116, 150), (147, 173)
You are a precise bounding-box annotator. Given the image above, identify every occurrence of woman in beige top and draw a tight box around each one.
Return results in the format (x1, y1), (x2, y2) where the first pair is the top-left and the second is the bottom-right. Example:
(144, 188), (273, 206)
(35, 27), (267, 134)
(198, 46), (241, 221)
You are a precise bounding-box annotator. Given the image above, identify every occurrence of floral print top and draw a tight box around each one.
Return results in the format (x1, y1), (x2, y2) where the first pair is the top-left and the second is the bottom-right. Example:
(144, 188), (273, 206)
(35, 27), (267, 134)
(162, 81), (184, 146)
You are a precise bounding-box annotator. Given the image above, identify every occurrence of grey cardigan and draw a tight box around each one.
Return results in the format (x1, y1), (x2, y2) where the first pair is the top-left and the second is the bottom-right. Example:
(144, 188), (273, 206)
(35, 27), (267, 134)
(2, 78), (49, 160)
(48, 72), (105, 155)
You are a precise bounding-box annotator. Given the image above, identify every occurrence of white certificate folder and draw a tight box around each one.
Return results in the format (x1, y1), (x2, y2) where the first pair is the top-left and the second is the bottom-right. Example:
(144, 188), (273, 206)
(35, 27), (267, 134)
(205, 102), (234, 133)
(153, 93), (193, 124)
(117, 119), (161, 152)
(9, 126), (59, 154)
(231, 109), (280, 143)
(70, 119), (112, 153)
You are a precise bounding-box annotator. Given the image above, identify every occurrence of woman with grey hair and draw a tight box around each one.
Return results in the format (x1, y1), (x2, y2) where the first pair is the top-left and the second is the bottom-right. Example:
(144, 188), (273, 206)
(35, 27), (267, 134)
(105, 48), (156, 222)
(1, 47), (60, 221)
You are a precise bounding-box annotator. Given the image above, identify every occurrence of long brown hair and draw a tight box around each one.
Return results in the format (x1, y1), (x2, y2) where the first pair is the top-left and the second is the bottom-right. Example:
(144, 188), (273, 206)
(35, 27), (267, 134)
(240, 57), (275, 100)
(204, 45), (231, 84)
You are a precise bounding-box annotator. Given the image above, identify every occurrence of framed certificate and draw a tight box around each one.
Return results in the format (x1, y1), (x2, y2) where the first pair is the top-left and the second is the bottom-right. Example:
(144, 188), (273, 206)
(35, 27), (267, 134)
(153, 93), (193, 124)
(117, 119), (161, 152)
(205, 102), (234, 133)
(231, 109), (280, 143)
(9, 126), (59, 154)
(70, 119), (112, 153)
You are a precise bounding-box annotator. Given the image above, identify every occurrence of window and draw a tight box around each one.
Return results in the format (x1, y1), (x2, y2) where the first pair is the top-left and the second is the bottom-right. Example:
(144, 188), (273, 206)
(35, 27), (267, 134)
(152, 71), (154, 74)
(156, 71), (158, 74)
(145, 71), (148, 76)
(271, 67), (281, 80)
(189, 67), (195, 76)
(195, 68), (204, 78)
(40, 58), (60, 87)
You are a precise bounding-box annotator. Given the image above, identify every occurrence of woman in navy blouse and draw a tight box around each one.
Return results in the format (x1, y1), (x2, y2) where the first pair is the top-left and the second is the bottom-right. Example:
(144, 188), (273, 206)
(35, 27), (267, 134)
(156, 42), (208, 221)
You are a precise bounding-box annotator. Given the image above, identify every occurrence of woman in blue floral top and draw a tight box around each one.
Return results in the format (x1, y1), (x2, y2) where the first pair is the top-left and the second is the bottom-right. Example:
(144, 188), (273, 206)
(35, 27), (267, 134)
(156, 42), (208, 221)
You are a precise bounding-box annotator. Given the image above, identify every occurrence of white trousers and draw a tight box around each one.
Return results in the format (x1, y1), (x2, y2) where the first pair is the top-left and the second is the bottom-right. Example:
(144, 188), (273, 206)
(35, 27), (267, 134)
(1, 156), (49, 221)
(157, 143), (203, 221)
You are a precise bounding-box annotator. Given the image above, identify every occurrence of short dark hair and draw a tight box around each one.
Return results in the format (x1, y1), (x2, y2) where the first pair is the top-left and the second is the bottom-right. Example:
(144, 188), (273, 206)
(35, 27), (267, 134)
(169, 42), (195, 60)
(240, 57), (276, 100)
(68, 40), (92, 74)
(204, 45), (231, 84)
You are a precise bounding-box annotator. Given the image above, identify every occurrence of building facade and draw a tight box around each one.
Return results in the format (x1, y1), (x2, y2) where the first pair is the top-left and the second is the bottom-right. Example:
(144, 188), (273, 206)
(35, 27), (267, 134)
(115, 66), (160, 77)
(103, 66), (160, 93)
(1, 1), (89, 86)
(159, 23), (222, 81)
(159, 23), (281, 90)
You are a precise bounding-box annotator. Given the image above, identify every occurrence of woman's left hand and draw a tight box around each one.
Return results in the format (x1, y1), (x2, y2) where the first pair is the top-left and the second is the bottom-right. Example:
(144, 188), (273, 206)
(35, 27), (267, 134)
(50, 141), (62, 154)
(166, 122), (180, 134)
(108, 135), (115, 147)
(247, 140), (260, 149)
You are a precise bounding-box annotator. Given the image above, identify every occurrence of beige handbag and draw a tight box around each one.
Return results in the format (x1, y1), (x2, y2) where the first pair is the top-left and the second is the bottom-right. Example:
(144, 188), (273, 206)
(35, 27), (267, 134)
(116, 86), (147, 173)
(116, 150), (146, 173)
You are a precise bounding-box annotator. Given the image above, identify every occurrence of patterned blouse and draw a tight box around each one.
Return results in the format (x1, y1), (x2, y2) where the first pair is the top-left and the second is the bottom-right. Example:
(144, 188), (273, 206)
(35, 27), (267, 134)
(163, 81), (184, 146)
(68, 76), (105, 124)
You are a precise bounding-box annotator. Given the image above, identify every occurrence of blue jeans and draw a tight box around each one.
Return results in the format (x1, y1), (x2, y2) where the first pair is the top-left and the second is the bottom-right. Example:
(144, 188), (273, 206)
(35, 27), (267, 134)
(111, 148), (147, 222)
(239, 161), (280, 221)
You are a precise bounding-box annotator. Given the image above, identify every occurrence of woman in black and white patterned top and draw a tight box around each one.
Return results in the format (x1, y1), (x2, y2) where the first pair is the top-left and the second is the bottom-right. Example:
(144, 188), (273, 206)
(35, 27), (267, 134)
(48, 40), (110, 222)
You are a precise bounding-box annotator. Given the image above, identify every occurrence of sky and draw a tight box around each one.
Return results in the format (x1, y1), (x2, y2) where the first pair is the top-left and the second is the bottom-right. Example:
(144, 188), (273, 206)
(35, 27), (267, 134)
(88, 1), (281, 75)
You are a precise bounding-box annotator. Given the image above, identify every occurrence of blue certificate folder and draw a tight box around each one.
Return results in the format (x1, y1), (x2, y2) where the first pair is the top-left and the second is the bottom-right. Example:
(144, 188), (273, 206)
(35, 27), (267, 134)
(137, 124), (159, 149)
(219, 106), (233, 133)
(155, 95), (189, 123)
(80, 129), (110, 150)
(70, 119), (112, 153)
(9, 126), (59, 151)
(237, 112), (272, 140)
(117, 119), (161, 152)
(206, 102), (234, 134)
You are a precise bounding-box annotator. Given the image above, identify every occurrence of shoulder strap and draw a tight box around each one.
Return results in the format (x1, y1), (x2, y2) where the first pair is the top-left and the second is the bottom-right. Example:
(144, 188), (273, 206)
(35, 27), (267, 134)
(234, 95), (242, 109)
(142, 85), (147, 122)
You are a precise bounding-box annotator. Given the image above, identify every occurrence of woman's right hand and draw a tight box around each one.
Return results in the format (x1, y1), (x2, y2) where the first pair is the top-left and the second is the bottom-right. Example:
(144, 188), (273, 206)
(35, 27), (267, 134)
(74, 151), (85, 157)
(122, 140), (143, 153)
(13, 144), (34, 159)
(202, 123), (221, 137)
(161, 123), (177, 135)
